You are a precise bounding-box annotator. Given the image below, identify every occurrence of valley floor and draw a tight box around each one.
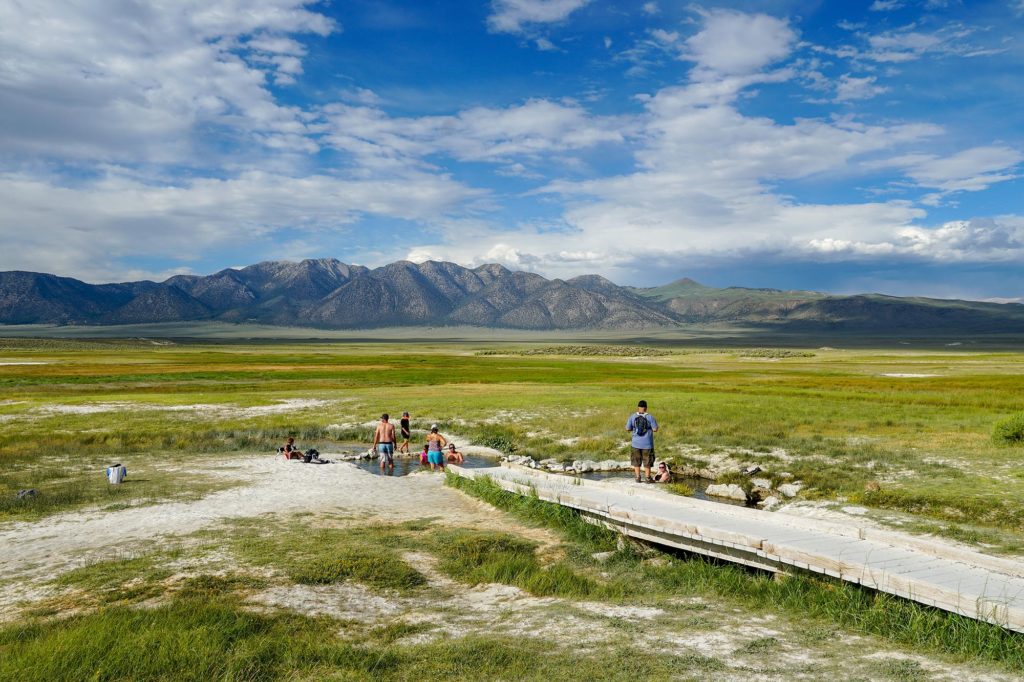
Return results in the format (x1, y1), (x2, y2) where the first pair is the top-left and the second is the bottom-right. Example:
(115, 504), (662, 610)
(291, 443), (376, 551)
(2, 456), (1022, 681)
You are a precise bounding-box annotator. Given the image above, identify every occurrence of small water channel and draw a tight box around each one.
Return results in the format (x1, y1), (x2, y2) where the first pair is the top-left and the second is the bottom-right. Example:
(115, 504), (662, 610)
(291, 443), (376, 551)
(332, 444), (749, 508)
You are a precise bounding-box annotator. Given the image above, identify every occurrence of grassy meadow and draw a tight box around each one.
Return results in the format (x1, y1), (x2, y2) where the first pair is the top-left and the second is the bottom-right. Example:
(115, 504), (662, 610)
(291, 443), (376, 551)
(2, 334), (1024, 680)
(2, 336), (1022, 533)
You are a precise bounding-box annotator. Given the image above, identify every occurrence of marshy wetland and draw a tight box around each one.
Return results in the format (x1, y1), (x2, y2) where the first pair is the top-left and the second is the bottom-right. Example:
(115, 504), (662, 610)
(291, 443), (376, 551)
(1, 335), (1023, 680)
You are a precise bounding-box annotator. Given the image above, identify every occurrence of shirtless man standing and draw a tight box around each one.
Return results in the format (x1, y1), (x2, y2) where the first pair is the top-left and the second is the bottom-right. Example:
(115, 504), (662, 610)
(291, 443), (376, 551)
(373, 413), (397, 470)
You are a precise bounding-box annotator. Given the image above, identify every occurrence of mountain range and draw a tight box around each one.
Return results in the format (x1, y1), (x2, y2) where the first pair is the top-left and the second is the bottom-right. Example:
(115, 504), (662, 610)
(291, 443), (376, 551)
(1, 259), (1023, 333)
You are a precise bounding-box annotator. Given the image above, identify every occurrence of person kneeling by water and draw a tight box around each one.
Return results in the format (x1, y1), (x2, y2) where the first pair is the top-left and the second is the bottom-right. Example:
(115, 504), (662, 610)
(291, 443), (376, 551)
(445, 443), (465, 464)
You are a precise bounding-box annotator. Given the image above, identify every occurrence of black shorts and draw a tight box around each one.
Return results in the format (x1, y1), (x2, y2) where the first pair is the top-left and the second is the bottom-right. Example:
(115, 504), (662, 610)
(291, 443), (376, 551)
(630, 448), (654, 467)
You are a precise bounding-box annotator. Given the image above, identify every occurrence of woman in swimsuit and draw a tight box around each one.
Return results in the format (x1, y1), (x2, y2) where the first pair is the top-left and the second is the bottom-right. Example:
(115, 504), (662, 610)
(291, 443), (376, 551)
(426, 425), (447, 471)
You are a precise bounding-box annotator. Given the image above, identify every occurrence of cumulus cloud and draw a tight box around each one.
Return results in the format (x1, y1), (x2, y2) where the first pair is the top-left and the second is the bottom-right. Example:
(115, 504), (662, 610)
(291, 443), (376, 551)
(869, 0), (904, 11)
(684, 9), (797, 77)
(0, 169), (480, 281)
(398, 71), (954, 280)
(834, 74), (889, 102)
(807, 217), (1024, 262)
(0, 0), (334, 164)
(486, 0), (590, 34)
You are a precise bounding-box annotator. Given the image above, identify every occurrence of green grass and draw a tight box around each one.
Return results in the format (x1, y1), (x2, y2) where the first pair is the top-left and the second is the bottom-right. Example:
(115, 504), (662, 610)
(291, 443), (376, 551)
(0, 594), (734, 682)
(2, 337), (1024, 536)
(227, 520), (426, 593)
(448, 474), (1024, 673)
(429, 528), (599, 598)
(993, 412), (1024, 446)
(0, 453), (239, 521)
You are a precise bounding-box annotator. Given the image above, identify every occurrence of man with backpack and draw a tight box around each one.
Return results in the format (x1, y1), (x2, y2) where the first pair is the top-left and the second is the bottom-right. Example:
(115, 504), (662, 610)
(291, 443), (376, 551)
(626, 400), (659, 483)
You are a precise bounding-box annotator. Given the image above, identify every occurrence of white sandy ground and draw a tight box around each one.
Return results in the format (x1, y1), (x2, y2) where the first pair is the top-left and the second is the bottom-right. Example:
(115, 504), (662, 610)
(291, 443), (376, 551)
(880, 373), (940, 378)
(28, 398), (336, 418)
(0, 458), (1019, 680)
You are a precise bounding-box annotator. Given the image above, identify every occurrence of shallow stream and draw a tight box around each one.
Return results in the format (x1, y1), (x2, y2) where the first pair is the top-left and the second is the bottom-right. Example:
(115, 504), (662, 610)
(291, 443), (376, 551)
(331, 445), (748, 507)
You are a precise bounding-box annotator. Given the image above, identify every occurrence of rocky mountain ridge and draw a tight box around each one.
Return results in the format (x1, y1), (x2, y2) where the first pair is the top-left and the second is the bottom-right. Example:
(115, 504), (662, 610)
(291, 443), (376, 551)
(1, 259), (1022, 332)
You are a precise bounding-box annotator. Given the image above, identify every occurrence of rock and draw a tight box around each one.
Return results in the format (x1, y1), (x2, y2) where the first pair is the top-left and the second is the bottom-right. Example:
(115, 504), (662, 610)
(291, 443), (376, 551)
(597, 459), (622, 471)
(749, 486), (772, 504)
(750, 477), (772, 489)
(16, 489), (38, 499)
(573, 460), (597, 473)
(705, 483), (748, 502)
(758, 495), (782, 510)
(777, 483), (803, 498)
(591, 551), (615, 563)
(742, 465), (762, 475)
(545, 462), (567, 472)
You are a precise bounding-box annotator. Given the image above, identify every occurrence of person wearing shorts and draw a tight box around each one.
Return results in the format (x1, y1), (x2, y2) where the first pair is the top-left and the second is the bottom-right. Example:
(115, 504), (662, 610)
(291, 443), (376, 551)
(373, 413), (397, 470)
(626, 400), (659, 483)
(426, 425), (447, 471)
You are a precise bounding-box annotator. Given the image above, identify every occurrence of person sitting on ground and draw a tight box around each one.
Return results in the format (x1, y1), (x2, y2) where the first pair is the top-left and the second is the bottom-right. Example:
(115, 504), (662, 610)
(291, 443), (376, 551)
(653, 462), (672, 483)
(426, 425), (447, 471)
(282, 437), (304, 461)
(420, 444), (429, 466)
(445, 443), (465, 464)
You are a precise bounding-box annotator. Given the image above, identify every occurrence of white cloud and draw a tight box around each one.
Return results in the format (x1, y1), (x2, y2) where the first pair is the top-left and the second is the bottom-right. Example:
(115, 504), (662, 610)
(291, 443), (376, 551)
(397, 74), (960, 280)
(0, 169), (481, 281)
(0, 0), (335, 164)
(486, 0), (590, 34)
(834, 74), (889, 101)
(643, 2), (659, 15)
(808, 217), (1024, 262)
(684, 9), (797, 77)
(869, 0), (904, 11)
(860, 23), (1002, 62)
(320, 99), (629, 165)
(869, 146), (1023, 203)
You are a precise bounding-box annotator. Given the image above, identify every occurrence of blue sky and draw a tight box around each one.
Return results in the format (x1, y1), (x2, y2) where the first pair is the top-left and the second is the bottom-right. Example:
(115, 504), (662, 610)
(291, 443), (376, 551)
(1, 0), (1022, 300)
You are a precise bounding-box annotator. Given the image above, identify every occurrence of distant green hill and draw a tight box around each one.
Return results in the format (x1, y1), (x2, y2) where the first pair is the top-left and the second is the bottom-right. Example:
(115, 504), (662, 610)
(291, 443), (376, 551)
(628, 279), (1024, 332)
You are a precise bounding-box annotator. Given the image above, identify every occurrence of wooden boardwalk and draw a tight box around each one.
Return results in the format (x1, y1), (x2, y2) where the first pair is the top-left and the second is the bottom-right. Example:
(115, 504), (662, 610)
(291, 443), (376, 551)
(450, 463), (1024, 634)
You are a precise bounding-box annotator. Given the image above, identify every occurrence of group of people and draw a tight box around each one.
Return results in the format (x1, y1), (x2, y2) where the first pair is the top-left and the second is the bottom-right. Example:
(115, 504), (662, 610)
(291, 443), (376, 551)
(284, 399), (672, 483)
(373, 413), (464, 471)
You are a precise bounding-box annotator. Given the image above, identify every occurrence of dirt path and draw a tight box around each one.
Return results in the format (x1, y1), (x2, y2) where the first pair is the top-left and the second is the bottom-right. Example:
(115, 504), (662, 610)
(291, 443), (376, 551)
(0, 457), (508, 577)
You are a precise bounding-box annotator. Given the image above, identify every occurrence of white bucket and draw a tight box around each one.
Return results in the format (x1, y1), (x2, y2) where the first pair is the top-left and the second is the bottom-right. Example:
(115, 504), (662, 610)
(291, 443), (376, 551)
(106, 464), (127, 484)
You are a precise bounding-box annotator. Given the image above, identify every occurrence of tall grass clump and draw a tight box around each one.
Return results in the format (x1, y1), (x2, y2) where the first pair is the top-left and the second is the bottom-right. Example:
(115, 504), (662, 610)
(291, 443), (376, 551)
(993, 413), (1024, 446)
(446, 473), (616, 551)
(429, 529), (597, 598)
(465, 424), (522, 455)
(230, 522), (426, 592)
